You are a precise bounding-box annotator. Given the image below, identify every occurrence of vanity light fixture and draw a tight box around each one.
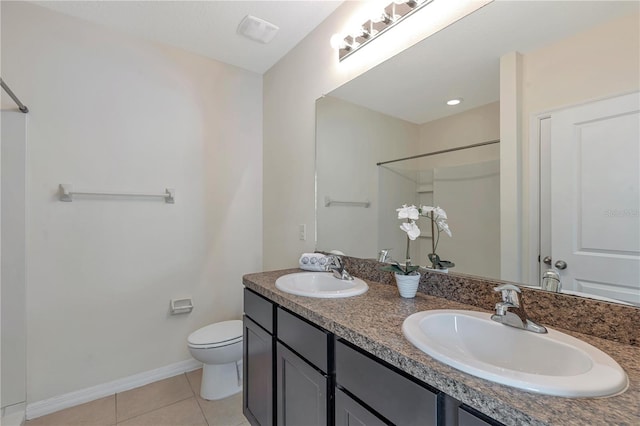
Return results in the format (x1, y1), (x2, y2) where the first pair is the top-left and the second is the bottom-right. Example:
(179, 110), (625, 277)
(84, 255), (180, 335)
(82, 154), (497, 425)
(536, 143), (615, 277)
(331, 0), (435, 61)
(446, 98), (463, 106)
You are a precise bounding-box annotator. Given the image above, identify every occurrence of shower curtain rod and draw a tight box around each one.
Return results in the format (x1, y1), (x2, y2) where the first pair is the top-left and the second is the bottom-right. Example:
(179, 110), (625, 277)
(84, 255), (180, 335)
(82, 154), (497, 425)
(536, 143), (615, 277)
(376, 139), (500, 166)
(0, 78), (29, 113)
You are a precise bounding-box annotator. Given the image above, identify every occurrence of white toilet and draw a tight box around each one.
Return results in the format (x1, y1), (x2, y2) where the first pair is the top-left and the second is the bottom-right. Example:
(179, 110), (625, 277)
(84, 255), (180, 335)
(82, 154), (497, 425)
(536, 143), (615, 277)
(187, 320), (243, 400)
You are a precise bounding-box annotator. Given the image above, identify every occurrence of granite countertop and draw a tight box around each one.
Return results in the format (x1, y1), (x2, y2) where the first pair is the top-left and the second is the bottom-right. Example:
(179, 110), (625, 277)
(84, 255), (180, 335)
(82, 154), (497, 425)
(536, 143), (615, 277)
(243, 269), (640, 426)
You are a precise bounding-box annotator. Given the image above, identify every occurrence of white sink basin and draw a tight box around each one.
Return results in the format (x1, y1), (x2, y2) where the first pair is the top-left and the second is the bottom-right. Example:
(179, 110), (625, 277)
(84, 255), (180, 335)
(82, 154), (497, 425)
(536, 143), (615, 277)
(402, 310), (628, 397)
(275, 272), (368, 298)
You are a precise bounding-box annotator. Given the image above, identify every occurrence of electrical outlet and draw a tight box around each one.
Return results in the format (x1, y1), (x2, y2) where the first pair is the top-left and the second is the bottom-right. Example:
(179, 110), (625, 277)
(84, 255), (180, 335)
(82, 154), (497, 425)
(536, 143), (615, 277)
(299, 224), (306, 241)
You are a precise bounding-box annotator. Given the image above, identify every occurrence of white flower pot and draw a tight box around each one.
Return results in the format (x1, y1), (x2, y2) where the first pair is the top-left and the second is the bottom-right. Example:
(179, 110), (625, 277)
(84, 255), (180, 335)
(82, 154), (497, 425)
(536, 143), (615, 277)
(394, 272), (420, 298)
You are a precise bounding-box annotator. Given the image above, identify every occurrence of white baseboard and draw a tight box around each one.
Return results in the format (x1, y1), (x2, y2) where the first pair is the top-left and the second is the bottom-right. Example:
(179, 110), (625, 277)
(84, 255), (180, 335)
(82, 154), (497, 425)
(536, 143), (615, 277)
(1, 411), (25, 426)
(26, 358), (202, 420)
(2, 402), (26, 417)
(2, 402), (26, 426)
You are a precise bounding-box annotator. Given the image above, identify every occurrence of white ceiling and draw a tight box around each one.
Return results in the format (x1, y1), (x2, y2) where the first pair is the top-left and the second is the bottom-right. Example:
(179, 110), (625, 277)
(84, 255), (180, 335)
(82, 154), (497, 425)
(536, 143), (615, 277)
(25, 0), (639, 111)
(31, 0), (344, 74)
(329, 1), (639, 124)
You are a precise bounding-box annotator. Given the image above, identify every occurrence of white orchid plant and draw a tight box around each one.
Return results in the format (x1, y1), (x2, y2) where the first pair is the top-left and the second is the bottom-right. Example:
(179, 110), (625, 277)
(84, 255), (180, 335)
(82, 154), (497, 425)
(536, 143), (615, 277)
(381, 204), (454, 275)
(420, 206), (455, 270)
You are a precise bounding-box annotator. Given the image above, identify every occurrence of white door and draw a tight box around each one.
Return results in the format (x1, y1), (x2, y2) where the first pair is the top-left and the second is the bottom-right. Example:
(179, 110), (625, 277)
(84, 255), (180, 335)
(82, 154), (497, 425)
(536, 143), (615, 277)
(547, 92), (640, 304)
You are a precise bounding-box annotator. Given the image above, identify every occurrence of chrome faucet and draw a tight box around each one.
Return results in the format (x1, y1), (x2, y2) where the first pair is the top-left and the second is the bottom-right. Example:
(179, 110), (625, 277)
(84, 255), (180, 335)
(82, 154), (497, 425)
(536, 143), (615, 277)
(491, 284), (547, 334)
(326, 255), (354, 281)
(541, 269), (562, 293)
(378, 248), (391, 263)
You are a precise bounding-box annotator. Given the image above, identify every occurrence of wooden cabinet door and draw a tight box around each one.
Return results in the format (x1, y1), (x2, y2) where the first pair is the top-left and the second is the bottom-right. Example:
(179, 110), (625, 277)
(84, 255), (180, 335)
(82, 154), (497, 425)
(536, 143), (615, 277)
(276, 343), (328, 426)
(335, 388), (387, 426)
(244, 316), (274, 426)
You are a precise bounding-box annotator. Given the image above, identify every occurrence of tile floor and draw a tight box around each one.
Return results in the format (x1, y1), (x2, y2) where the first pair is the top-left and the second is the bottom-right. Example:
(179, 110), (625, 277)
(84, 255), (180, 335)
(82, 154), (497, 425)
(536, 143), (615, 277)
(26, 369), (249, 426)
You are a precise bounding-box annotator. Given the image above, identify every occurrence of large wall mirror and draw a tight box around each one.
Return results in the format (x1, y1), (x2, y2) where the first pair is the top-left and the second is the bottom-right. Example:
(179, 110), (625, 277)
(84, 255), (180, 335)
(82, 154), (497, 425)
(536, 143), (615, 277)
(316, 1), (639, 306)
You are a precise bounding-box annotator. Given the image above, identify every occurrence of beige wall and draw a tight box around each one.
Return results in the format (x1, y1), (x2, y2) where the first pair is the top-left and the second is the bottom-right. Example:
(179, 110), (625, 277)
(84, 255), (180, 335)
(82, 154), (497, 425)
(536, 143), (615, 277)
(417, 101), (500, 169)
(263, 1), (491, 269)
(415, 102), (500, 277)
(522, 12), (640, 117)
(516, 12), (640, 281)
(2, 1), (262, 403)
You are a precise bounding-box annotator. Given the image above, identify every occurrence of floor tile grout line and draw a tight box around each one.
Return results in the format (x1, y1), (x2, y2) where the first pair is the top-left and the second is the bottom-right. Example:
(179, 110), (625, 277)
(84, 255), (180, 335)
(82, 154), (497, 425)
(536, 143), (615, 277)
(116, 393), (195, 424)
(184, 371), (197, 397)
(115, 396), (200, 425)
(115, 375), (196, 424)
(186, 372), (210, 426)
(233, 417), (250, 426)
(185, 370), (211, 426)
(194, 395), (210, 426)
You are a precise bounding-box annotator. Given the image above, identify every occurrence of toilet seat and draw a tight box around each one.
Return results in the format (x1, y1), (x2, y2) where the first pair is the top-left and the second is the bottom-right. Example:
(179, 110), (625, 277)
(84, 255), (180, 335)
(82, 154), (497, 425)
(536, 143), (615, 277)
(188, 336), (242, 349)
(187, 320), (242, 349)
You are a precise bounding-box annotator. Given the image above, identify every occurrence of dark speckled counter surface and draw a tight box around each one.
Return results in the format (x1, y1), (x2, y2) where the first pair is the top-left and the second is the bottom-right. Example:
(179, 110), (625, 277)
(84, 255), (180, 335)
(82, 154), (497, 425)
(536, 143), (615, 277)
(243, 268), (640, 426)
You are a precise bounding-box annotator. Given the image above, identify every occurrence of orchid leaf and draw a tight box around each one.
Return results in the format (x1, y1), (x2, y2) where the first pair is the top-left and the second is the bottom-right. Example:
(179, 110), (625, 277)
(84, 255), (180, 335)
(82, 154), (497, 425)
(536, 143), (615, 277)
(427, 253), (455, 269)
(380, 262), (420, 275)
(403, 265), (420, 275)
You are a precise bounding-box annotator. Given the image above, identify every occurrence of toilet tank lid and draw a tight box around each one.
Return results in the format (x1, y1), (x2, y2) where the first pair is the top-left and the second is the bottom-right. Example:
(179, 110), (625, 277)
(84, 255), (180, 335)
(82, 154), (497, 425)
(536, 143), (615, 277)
(188, 320), (243, 345)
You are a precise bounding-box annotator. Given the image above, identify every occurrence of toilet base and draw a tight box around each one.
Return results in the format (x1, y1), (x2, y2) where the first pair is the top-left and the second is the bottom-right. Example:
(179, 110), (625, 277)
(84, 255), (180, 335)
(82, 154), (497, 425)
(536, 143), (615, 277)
(200, 361), (242, 401)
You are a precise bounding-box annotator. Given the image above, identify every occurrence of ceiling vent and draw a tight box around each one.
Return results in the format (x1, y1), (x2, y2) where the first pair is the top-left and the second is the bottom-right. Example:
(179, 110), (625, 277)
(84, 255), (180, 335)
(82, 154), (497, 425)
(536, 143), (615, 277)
(237, 15), (279, 44)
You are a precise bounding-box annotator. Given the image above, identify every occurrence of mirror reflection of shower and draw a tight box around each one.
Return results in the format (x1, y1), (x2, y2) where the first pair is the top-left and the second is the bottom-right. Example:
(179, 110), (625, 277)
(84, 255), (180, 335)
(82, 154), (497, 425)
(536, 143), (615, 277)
(377, 141), (500, 279)
(0, 78), (29, 113)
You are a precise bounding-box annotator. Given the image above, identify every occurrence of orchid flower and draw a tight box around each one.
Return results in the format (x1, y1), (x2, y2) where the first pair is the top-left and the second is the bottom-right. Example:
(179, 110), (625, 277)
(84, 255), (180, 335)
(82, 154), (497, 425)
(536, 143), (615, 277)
(437, 220), (452, 237)
(400, 220), (421, 240)
(433, 206), (447, 220)
(382, 203), (454, 275)
(419, 205), (454, 269)
(397, 204), (419, 220)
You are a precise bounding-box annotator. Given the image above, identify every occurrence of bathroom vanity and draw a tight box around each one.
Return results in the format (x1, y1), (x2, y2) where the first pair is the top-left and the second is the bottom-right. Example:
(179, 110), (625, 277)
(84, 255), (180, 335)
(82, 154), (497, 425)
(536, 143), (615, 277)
(243, 286), (490, 426)
(241, 266), (640, 426)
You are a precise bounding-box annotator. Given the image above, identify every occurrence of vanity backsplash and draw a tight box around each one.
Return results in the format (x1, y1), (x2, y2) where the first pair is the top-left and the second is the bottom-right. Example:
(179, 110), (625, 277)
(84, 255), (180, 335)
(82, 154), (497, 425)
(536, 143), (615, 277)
(340, 256), (639, 346)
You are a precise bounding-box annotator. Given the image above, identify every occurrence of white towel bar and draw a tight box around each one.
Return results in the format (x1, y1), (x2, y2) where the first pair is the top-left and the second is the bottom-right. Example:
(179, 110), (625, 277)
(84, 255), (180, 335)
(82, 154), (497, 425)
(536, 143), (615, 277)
(324, 197), (370, 208)
(59, 184), (175, 203)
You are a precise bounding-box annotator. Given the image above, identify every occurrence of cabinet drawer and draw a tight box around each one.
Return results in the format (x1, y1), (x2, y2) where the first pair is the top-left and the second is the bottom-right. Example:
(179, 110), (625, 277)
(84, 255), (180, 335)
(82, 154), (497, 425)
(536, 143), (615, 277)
(336, 340), (438, 426)
(277, 308), (330, 373)
(244, 288), (274, 333)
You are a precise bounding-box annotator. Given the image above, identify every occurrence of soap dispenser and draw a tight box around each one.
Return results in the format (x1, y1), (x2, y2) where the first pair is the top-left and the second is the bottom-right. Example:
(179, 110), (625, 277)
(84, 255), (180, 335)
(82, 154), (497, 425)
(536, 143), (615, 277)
(541, 269), (562, 293)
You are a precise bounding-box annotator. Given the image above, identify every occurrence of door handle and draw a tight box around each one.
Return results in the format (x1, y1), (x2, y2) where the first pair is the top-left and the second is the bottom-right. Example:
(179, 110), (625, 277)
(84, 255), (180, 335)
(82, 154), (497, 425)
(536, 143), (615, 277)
(554, 260), (567, 270)
(543, 256), (552, 266)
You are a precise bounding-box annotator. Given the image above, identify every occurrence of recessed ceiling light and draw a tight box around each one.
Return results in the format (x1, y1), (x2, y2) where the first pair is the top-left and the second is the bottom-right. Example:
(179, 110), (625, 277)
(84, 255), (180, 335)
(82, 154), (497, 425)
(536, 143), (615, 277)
(237, 15), (279, 44)
(447, 98), (463, 106)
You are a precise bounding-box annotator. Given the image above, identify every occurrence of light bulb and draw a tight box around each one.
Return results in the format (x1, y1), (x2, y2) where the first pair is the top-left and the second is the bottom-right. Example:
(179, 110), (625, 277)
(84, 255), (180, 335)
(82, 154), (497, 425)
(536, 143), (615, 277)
(446, 98), (463, 106)
(352, 26), (370, 39)
(330, 33), (346, 50)
(395, 0), (427, 8)
(370, 11), (392, 24)
(345, 36), (359, 50)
